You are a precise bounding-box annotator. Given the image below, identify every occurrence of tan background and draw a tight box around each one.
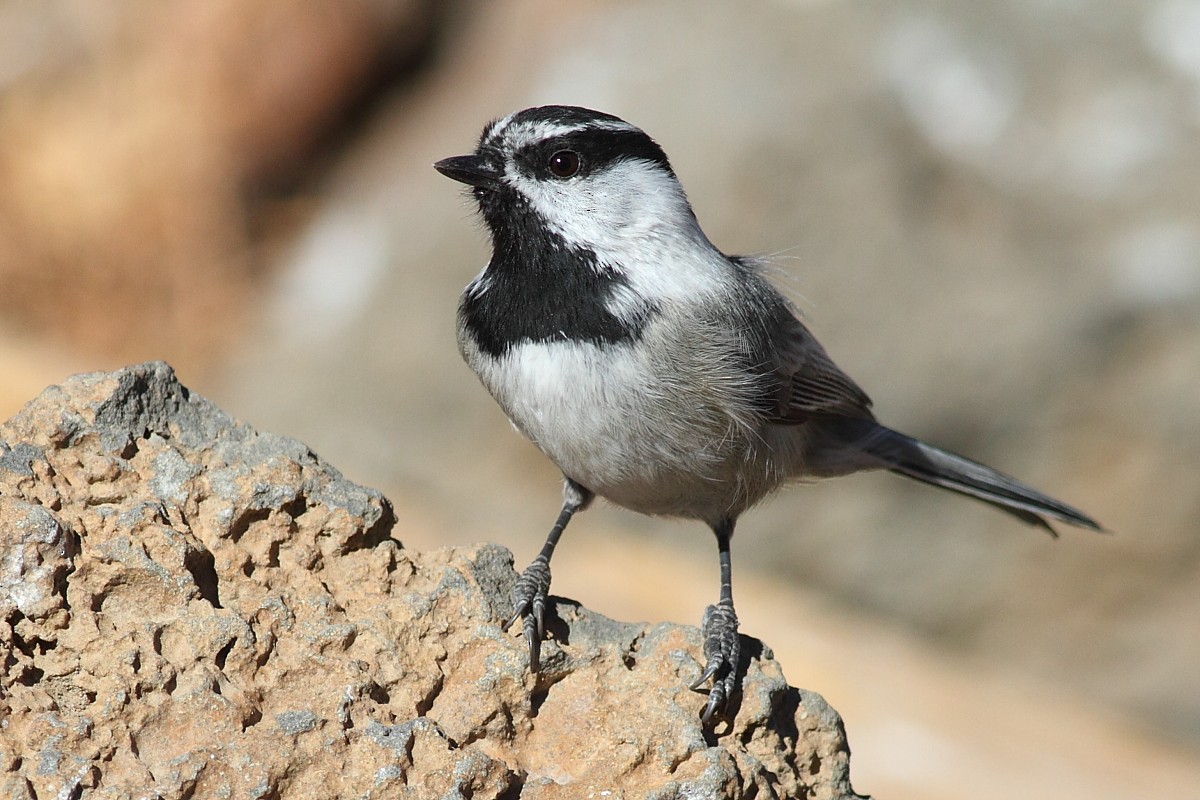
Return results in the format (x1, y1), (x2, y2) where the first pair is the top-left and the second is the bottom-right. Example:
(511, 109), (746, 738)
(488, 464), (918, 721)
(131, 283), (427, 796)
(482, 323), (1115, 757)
(2, 1), (1198, 796)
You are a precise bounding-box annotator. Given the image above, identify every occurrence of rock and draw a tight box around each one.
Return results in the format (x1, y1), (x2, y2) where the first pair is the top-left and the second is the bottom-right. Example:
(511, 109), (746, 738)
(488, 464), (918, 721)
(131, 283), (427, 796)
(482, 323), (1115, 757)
(0, 362), (868, 799)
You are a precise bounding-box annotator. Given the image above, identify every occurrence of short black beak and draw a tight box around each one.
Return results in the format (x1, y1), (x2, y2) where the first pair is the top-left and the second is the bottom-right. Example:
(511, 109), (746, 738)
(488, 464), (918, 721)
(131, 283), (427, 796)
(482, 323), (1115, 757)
(434, 155), (502, 189)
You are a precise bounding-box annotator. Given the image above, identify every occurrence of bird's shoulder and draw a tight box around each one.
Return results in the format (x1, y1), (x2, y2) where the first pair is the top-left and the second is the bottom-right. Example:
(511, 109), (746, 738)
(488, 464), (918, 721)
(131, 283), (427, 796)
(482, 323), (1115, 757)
(724, 256), (875, 424)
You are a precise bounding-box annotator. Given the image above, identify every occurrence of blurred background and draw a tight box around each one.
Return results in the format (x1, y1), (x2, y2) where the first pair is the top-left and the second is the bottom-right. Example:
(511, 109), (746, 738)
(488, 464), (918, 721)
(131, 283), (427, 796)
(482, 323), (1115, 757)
(2, 0), (1198, 796)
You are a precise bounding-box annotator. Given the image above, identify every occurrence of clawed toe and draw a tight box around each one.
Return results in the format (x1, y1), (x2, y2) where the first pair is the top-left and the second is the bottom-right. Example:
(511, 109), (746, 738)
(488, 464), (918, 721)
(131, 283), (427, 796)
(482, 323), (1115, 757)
(504, 558), (552, 672)
(688, 660), (720, 692)
(692, 601), (741, 725)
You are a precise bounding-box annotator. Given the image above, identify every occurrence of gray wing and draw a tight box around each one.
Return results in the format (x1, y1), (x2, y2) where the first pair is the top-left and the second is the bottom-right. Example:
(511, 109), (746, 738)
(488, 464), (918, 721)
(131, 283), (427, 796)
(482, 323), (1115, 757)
(724, 255), (873, 424)
(766, 312), (875, 424)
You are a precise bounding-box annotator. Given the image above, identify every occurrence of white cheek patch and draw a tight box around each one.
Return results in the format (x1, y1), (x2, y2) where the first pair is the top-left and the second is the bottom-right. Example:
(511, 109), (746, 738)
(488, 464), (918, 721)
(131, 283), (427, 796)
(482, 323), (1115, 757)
(510, 159), (734, 307)
(516, 159), (692, 250)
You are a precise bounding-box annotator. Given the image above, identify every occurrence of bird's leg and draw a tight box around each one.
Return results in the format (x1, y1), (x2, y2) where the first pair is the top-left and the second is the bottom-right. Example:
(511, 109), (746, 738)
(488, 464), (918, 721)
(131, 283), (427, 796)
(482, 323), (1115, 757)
(691, 517), (741, 725)
(503, 477), (593, 672)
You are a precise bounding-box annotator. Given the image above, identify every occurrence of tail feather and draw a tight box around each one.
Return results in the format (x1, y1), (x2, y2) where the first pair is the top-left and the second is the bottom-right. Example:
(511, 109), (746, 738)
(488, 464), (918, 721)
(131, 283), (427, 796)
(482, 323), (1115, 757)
(848, 423), (1103, 535)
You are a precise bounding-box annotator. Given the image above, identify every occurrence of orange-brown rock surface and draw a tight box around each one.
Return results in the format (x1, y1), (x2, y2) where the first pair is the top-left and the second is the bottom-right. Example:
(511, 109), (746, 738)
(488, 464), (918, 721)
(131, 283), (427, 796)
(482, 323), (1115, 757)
(0, 363), (867, 799)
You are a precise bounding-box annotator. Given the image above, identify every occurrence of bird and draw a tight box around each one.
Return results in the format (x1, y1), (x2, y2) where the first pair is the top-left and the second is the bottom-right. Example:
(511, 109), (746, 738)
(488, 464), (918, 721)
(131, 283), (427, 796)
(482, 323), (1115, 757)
(433, 104), (1102, 725)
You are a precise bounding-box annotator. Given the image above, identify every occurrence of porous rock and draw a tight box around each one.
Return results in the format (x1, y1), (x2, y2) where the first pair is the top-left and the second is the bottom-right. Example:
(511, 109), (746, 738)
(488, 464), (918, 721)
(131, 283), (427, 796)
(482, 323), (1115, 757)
(0, 362), (867, 799)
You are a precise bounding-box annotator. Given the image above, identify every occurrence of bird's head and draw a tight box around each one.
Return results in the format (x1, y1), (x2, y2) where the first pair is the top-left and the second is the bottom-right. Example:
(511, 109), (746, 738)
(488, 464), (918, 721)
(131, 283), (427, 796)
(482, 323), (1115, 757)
(435, 106), (705, 268)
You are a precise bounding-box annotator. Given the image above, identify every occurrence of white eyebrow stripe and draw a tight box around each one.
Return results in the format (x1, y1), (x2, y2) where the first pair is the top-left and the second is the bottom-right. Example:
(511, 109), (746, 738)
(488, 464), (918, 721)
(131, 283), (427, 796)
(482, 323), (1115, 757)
(482, 111), (517, 143)
(487, 118), (639, 149)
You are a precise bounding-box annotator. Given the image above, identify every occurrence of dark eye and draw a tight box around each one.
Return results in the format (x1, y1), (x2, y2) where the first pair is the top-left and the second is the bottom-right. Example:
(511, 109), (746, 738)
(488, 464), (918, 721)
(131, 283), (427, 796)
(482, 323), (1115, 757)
(547, 150), (580, 178)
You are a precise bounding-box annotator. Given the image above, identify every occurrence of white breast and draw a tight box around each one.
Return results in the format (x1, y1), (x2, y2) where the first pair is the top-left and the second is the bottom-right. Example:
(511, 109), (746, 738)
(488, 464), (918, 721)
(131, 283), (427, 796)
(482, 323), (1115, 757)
(470, 338), (664, 484)
(459, 323), (791, 523)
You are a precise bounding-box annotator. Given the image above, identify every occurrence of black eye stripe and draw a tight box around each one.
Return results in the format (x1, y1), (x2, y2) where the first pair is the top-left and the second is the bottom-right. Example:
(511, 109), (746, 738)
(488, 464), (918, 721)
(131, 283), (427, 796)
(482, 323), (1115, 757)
(572, 129), (673, 175)
(513, 128), (674, 179)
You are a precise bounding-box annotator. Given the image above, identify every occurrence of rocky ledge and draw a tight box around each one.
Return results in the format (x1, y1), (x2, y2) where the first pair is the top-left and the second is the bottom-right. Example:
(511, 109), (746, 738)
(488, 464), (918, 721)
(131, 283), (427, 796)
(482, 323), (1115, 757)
(0, 362), (867, 799)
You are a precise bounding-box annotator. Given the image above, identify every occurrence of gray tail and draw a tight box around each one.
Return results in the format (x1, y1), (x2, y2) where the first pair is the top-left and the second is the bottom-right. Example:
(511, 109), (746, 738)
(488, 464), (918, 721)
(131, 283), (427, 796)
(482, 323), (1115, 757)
(844, 422), (1103, 536)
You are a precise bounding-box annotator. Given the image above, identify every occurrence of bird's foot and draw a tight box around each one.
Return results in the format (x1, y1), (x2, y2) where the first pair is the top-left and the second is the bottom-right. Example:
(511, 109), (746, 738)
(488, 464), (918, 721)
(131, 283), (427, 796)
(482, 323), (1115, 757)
(690, 600), (741, 726)
(502, 556), (552, 672)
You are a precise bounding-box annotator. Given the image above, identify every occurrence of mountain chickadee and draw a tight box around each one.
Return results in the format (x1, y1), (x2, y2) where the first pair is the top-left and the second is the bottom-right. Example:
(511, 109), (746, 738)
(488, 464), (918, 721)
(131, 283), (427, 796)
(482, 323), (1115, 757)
(434, 105), (1101, 725)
